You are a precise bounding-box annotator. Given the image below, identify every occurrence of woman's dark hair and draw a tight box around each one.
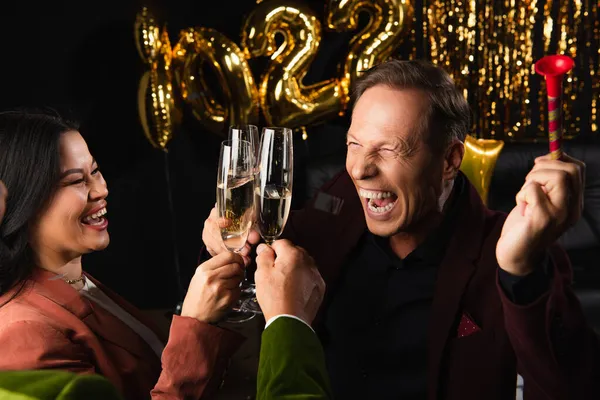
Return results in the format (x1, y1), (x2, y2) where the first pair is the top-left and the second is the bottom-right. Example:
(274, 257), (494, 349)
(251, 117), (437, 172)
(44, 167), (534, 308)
(0, 109), (79, 295)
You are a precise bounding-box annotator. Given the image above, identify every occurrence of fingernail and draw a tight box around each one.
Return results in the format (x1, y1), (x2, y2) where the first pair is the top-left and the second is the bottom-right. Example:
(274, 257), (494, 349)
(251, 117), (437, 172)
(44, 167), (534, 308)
(257, 244), (266, 254)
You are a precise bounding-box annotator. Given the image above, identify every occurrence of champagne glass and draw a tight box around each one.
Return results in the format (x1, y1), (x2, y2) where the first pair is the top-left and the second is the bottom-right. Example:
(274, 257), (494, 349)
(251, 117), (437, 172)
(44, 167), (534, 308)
(227, 125), (261, 318)
(229, 125), (259, 170)
(238, 127), (293, 314)
(216, 139), (256, 323)
(255, 127), (294, 245)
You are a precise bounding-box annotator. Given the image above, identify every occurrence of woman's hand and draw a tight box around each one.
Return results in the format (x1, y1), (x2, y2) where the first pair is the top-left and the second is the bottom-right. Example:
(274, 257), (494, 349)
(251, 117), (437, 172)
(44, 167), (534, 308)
(181, 252), (245, 324)
(201, 206), (261, 266)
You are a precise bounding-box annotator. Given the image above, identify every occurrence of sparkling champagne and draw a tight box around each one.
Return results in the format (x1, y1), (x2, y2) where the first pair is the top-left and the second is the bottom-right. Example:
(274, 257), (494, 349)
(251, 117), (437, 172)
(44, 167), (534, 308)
(217, 176), (255, 251)
(255, 185), (292, 243)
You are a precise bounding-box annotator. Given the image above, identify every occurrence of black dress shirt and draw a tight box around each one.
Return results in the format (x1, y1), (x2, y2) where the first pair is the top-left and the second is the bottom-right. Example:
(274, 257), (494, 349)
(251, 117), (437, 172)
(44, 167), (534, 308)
(321, 175), (550, 400)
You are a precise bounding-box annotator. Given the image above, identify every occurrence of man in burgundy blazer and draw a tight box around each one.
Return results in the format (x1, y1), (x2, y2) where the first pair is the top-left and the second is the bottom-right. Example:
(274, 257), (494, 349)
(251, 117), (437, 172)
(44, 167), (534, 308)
(281, 167), (599, 399)
(277, 62), (600, 399)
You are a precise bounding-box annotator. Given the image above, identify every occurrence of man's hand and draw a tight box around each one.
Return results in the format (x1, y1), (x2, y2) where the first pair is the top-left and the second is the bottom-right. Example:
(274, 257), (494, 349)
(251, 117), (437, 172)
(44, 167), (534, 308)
(496, 153), (585, 276)
(201, 205), (261, 266)
(255, 240), (325, 325)
(181, 252), (245, 324)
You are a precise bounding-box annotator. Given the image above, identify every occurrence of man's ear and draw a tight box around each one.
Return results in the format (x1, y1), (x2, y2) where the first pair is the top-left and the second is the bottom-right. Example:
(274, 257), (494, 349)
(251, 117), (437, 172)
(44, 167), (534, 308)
(443, 139), (464, 181)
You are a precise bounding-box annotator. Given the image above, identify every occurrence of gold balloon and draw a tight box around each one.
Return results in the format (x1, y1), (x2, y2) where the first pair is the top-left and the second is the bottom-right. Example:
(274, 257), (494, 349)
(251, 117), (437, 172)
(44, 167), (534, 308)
(137, 27), (181, 150)
(241, 0), (348, 128)
(327, 0), (413, 91)
(172, 27), (259, 136)
(134, 7), (161, 64)
(460, 135), (505, 205)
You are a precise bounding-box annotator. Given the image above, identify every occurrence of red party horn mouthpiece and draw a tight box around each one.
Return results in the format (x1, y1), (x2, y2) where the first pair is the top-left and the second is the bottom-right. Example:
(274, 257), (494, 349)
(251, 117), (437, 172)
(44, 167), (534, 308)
(534, 55), (575, 160)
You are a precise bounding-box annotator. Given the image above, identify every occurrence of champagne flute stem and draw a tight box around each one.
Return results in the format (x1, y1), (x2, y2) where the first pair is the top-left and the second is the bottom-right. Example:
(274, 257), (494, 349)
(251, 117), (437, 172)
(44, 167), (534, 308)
(232, 248), (251, 284)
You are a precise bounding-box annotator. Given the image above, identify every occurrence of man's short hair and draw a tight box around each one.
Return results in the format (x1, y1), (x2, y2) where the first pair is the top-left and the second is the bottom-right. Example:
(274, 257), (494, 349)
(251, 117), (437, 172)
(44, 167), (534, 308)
(354, 59), (471, 153)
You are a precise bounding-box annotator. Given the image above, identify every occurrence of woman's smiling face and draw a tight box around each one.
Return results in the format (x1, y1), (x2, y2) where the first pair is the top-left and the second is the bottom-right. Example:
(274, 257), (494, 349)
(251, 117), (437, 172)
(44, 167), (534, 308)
(30, 131), (109, 261)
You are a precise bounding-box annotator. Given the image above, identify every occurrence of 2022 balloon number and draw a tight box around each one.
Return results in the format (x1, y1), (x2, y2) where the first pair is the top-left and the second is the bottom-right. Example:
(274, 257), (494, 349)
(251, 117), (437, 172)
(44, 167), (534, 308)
(135, 0), (412, 149)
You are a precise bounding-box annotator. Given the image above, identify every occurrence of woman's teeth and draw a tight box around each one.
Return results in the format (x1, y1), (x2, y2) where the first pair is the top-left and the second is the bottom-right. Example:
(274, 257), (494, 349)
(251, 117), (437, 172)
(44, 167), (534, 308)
(82, 208), (107, 224)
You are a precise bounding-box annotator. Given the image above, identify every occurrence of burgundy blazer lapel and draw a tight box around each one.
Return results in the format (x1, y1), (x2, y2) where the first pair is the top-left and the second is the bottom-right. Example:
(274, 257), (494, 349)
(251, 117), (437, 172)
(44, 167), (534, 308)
(315, 171), (366, 286)
(286, 170), (365, 295)
(426, 177), (490, 400)
(284, 171), (365, 328)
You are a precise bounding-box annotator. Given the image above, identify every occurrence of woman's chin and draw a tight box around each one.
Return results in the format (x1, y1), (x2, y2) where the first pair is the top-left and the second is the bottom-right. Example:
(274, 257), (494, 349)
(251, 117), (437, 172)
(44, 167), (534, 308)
(87, 235), (110, 252)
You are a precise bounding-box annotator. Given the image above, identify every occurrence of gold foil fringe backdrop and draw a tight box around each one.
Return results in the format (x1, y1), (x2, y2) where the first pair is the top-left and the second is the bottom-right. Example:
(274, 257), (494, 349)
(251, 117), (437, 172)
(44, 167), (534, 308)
(420, 0), (599, 141)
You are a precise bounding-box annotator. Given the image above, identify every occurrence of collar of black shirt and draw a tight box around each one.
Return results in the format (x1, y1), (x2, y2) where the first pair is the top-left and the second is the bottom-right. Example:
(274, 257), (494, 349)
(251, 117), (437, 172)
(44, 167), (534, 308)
(369, 174), (466, 270)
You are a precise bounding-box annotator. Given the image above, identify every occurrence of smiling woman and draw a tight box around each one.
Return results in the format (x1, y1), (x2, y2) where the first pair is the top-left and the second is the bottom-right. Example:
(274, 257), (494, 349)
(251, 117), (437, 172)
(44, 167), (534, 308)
(0, 109), (247, 400)
(30, 130), (111, 285)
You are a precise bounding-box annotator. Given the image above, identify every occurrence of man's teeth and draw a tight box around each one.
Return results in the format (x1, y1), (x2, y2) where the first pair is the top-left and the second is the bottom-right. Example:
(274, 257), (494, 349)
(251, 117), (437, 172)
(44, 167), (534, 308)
(359, 189), (394, 199)
(83, 208), (107, 223)
(367, 199), (396, 213)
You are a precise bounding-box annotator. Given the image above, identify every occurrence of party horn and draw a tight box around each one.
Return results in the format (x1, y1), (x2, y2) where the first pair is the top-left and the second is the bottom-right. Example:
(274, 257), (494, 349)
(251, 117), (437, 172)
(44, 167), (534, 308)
(534, 55), (575, 160)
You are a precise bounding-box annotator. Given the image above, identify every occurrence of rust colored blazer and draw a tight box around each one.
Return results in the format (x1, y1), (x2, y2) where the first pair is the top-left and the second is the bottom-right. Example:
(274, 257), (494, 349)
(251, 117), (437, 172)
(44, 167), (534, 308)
(0, 268), (244, 400)
(283, 170), (600, 400)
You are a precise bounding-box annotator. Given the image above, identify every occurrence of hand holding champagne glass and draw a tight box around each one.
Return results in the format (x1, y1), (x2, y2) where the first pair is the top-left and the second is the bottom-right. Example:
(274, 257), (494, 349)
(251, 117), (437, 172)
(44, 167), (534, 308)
(216, 139), (256, 322)
(236, 127), (293, 314)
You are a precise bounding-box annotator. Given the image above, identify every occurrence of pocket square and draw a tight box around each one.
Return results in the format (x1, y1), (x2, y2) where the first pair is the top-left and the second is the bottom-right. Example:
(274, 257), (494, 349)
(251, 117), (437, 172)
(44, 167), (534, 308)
(457, 312), (482, 338)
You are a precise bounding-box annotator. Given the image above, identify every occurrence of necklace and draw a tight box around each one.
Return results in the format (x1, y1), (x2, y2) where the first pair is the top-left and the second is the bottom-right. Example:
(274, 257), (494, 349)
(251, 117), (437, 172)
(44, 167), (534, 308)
(64, 276), (85, 285)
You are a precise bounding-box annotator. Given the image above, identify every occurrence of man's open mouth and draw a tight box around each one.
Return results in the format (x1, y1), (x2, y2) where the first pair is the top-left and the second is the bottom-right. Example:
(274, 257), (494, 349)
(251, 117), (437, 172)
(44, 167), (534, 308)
(359, 189), (398, 214)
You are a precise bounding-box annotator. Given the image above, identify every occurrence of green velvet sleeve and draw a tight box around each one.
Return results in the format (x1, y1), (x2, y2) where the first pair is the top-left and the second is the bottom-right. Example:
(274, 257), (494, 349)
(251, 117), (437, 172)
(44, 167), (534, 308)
(0, 370), (123, 400)
(257, 317), (333, 400)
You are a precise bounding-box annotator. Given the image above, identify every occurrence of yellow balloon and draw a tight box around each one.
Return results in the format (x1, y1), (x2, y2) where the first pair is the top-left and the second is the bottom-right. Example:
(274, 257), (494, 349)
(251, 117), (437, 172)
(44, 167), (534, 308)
(241, 0), (348, 128)
(172, 27), (259, 136)
(327, 0), (413, 91)
(134, 7), (161, 64)
(137, 27), (181, 150)
(460, 135), (505, 205)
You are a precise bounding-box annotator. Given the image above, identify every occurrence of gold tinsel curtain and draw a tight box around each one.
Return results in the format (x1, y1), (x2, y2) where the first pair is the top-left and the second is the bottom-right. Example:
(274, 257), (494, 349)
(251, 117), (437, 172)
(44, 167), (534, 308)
(400, 0), (599, 142)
